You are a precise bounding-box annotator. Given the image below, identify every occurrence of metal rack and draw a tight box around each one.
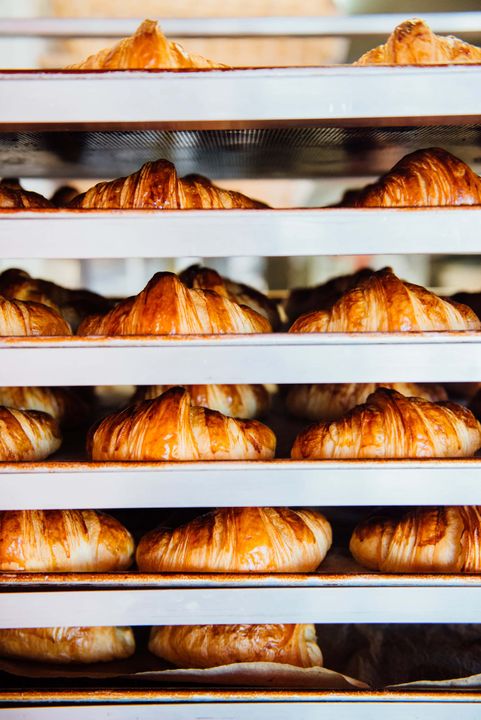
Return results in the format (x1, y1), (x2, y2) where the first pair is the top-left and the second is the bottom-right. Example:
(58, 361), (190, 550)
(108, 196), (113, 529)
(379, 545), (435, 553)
(2, 12), (481, 718)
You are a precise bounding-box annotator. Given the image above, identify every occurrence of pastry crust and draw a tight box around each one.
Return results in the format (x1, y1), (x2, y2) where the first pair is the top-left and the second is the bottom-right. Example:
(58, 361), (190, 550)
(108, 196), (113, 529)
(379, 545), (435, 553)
(291, 388), (481, 460)
(136, 507), (332, 573)
(180, 265), (280, 329)
(350, 507), (481, 573)
(289, 267), (480, 333)
(78, 271), (271, 335)
(0, 295), (72, 336)
(286, 268), (374, 322)
(0, 510), (134, 572)
(0, 407), (61, 461)
(69, 159), (266, 210)
(133, 384), (270, 419)
(67, 19), (226, 70)
(88, 386), (276, 461)
(286, 382), (448, 422)
(0, 626), (135, 664)
(346, 148), (481, 208)
(0, 179), (52, 209)
(0, 386), (89, 427)
(355, 18), (481, 65)
(149, 623), (322, 669)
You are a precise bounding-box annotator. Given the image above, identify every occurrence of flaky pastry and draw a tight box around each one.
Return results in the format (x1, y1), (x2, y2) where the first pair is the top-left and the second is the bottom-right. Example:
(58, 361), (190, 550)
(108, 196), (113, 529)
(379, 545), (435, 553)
(0, 406), (61, 461)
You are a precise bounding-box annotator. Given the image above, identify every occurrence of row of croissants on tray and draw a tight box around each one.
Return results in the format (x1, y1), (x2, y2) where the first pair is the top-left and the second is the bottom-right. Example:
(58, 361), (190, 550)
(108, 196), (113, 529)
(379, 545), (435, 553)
(4, 146), (481, 212)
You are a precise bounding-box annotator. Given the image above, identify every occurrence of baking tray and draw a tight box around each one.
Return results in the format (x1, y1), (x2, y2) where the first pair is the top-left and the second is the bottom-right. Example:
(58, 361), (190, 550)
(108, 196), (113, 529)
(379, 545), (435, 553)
(0, 67), (480, 131)
(1, 208), (481, 258)
(0, 334), (480, 386)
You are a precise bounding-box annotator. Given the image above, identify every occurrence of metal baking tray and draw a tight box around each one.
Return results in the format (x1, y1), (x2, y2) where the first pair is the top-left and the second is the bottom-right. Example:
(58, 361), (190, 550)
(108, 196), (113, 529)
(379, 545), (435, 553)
(0, 67), (480, 131)
(2, 459), (481, 510)
(1, 208), (481, 258)
(2, 126), (481, 179)
(0, 334), (479, 386)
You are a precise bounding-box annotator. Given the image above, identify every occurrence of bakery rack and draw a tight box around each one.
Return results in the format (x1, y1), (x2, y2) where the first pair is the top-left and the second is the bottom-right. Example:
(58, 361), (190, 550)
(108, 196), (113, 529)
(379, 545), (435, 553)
(2, 12), (481, 717)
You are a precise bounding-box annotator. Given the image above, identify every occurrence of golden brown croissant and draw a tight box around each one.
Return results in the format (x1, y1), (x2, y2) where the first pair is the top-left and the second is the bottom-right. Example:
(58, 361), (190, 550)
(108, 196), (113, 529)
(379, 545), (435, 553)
(0, 386), (89, 427)
(88, 387), (276, 462)
(0, 407), (61, 461)
(78, 271), (271, 336)
(0, 179), (52, 209)
(345, 148), (481, 208)
(69, 159), (266, 210)
(67, 19), (226, 71)
(286, 268), (374, 322)
(286, 382), (448, 422)
(0, 268), (110, 333)
(133, 384), (270, 419)
(350, 506), (481, 573)
(0, 295), (72, 336)
(180, 265), (280, 329)
(149, 623), (322, 669)
(0, 626), (135, 664)
(291, 388), (481, 460)
(0, 510), (134, 572)
(355, 18), (481, 65)
(136, 507), (332, 573)
(289, 267), (480, 333)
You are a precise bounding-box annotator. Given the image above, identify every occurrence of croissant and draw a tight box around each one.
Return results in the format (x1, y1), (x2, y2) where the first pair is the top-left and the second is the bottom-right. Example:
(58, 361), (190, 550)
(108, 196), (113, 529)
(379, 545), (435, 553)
(286, 268), (374, 322)
(133, 384), (270, 419)
(350, 506), (481, 573)
(0, 386), (89, 427)
(149, 623), (322, 669)
(78, 272), (271, 336)
(0, 626), (135, 664)
(355, 18), (481, 65)
(291, 388), (481, 460)
(0, 295), (72, 336)
(136, 507), (332, 573)
(0, 510), (134, 572)
(69, 159), (266, 210)
(289, 267), (480, 333)
(67, 19), (225, 71)
(180, 265), (280, 329)
(344, 148), (481, 208)
(286, 382), (448, 422)
(0, 268), (110, 333)
(0, 407), (61, 461)
(450, 291), (481, 322)
(88, 387), (276, 462)
(0, 179), (52, 209)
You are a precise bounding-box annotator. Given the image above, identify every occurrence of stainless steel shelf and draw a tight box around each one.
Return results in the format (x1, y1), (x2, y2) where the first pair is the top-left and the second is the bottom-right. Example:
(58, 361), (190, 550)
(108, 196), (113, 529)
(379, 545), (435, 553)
(1, 67), (480, 130)
(2, 13), (481, 38)
(0, 334), (479, 386)
(2, 460), (481, 510)
(1, 208), (481, 258)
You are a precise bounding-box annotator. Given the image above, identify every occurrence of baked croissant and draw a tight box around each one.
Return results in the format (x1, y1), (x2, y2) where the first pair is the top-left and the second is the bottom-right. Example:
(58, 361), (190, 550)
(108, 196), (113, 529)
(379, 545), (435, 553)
(67, 18), (225, 71)
(149, 623), (322, 669)
(350, 506), (481, 573)
(69, 159), (266, 210)
(88, 387), (276, 461)
(0, 407), (61, 461)
(133, 384), (270, 419)
(0, 510), (134, 572)
(344, 148), (481, 208)
(355, 18), (481, 65)
(0, 626), (135, 664)
(0, 268), (110, 333)
(291, 388), (481, 460)
(286, 382), (448, 422)
(78, 272), (271, 336)
(0, 179), (52, 209)
(136, 507), (332, 573)
(286, 268), (374, 322)
(0, 295), (72, 336)
(0, 386), (89, 427)
(289, 267), (480, 333)
(180, 265), (280, 329)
